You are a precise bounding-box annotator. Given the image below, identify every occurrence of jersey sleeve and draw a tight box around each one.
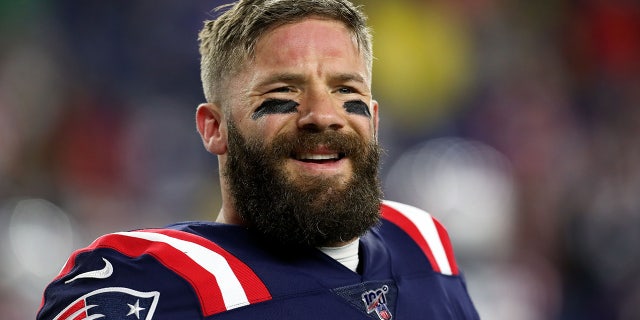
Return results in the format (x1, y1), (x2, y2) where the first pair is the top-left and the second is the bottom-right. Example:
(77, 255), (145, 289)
(37, 229), (271, 320)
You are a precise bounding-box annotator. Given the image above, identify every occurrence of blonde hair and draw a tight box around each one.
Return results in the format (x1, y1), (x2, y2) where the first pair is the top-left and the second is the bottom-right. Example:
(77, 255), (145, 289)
(198, 0), (373, 104)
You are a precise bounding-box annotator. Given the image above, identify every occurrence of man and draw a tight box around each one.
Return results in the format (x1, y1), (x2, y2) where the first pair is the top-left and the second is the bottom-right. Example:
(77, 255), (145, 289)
(38, 0), (479, 319)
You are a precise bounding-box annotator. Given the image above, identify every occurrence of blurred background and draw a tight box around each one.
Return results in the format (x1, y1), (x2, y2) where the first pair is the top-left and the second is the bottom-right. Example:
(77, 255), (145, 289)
(1, 0), (639, 319)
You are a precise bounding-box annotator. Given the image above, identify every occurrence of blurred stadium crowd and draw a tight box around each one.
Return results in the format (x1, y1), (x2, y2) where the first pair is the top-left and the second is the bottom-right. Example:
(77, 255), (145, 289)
(1, 0), (639, 319)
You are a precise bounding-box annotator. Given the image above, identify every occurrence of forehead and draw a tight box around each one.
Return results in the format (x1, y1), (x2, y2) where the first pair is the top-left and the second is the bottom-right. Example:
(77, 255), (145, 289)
(253, 18), (364, 69)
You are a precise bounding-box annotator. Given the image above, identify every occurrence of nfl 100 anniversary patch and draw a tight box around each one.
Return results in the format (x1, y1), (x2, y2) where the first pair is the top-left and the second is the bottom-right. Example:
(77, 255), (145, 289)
(333, 281), (397, 320)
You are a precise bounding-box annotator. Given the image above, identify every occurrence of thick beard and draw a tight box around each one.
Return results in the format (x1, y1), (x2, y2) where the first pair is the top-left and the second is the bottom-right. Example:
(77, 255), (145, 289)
(223, 120), (382, 248)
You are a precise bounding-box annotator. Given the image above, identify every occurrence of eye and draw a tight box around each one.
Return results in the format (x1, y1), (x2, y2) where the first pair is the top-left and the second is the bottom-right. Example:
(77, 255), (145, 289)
(269, 86), (294, 93)
(337, 87), (355, 94)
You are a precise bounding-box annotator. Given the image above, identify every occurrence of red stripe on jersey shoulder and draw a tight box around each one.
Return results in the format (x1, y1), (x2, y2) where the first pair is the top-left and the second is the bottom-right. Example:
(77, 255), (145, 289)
(381, 201), (459, 275)
(55, 228), (271, 316)
(146, 229), (271, 305)
(381, 203), (440, 273)
(432, 218), (459, 275)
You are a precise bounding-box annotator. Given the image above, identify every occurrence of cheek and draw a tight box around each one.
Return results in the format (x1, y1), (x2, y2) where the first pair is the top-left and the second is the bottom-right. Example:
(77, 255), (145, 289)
(349, 117), (376, 140)
(242, 116), (293, 144)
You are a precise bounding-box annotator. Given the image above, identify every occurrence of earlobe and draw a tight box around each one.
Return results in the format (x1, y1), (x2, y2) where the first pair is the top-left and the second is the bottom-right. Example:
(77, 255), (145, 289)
(196, 103), (227, 155)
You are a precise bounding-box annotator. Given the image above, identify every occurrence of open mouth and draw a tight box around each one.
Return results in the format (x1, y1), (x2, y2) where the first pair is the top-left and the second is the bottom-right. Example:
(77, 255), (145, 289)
(293, 152), (346, 164)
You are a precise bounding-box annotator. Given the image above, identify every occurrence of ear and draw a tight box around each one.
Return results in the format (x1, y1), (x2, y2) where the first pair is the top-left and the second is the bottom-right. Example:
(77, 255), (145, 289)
(196, 103), (227, 155)
(371, 99), (380, 141)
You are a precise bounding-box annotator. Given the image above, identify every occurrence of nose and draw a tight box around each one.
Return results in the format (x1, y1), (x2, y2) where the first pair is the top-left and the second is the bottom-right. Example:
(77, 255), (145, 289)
(296, 91), (346, 132)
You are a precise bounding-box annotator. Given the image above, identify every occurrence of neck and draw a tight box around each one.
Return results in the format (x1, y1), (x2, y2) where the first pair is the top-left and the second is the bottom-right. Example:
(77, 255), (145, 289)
(215, 205), (243, 225)
(318, 238), (360, 272)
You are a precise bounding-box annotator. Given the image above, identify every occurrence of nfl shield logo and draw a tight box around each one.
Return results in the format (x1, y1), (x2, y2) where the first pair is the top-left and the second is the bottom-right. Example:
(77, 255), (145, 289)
(54, 287), (160, 320)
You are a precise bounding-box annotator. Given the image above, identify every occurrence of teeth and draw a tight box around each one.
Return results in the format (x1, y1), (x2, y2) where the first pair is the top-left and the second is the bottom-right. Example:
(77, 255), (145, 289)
(297, 153), (339, 160)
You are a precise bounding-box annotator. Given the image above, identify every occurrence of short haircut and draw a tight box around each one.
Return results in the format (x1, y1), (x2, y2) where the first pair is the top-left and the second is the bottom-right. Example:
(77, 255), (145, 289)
(198, 0), (373, 105)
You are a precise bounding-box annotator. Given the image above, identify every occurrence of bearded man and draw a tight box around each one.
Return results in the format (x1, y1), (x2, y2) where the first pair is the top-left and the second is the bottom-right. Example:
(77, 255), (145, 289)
(38, 1), (479, 319)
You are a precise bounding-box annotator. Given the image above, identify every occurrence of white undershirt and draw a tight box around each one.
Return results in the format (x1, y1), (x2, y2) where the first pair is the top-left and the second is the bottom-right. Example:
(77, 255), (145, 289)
(317, 238), (360, 272)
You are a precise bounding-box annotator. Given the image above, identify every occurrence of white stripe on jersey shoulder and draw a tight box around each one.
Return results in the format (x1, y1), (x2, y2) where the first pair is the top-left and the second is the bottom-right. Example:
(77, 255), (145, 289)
(114, 231), (250, 310)
(382, 200), (453, 275)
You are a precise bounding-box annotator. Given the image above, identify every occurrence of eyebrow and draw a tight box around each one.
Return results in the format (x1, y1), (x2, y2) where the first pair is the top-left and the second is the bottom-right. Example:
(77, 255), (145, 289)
(255, 72), (306, 88)
(329, 72), (366, 85)
(255, 72), (367, 88)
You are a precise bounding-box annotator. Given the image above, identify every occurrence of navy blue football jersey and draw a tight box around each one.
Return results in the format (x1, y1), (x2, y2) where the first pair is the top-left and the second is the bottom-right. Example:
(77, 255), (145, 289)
(38, 200), (479, 319)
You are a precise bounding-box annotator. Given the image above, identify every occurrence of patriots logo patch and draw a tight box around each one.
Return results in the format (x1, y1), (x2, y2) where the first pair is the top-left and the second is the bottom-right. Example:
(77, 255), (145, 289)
(54, 287), (159, 320)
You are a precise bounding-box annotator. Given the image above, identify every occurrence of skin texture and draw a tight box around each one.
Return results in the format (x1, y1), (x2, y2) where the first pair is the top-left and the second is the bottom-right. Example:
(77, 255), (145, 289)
(195, 18), (380, 246)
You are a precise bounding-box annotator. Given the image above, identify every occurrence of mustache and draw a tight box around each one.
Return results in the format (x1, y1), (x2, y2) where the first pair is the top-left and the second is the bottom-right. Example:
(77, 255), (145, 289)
(267, 130), (370, 159)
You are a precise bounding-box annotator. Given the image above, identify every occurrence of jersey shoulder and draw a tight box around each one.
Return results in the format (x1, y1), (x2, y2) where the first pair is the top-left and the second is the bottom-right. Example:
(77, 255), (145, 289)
(380, 200), (460, 276)
(37, 225), (272, 319)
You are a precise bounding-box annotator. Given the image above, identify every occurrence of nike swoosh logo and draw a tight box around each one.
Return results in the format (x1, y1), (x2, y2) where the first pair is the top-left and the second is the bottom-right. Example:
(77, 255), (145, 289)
(65, 257), (113, 284)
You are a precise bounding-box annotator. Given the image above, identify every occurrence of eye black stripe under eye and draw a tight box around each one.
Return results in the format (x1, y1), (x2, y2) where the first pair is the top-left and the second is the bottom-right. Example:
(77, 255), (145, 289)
(343, 100), (371, 118)
(252, 99), (300, 119)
